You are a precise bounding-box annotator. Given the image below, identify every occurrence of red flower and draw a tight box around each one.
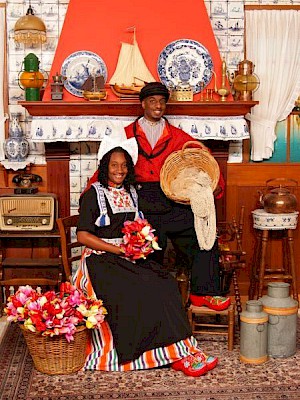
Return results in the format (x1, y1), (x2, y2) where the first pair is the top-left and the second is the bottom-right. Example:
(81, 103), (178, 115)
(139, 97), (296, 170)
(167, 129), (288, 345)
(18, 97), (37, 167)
(120, 218), (161, 261)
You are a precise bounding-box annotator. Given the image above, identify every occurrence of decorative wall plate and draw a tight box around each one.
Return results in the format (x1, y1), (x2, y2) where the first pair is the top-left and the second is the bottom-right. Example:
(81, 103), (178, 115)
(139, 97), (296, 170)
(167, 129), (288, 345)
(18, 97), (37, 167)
(157, 39), (213, 93)
(61, 51), (107, 97)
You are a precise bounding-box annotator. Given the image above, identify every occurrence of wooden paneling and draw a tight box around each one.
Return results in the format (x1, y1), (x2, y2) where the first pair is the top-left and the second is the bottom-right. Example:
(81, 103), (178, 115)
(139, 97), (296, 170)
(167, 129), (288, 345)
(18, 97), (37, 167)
(226, 163), (300, 297)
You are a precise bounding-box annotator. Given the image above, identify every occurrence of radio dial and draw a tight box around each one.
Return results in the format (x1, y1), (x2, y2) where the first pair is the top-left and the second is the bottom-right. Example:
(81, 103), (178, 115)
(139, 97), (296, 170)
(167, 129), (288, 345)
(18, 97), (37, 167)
(42, 218), (48, 225)
(7, 218), (13, 225)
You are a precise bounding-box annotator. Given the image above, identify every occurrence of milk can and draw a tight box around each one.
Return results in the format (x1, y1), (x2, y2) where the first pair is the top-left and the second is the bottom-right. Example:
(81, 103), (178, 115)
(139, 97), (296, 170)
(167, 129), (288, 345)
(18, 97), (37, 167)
(240, 300), (268, 364)
(260, 282), (298, 358)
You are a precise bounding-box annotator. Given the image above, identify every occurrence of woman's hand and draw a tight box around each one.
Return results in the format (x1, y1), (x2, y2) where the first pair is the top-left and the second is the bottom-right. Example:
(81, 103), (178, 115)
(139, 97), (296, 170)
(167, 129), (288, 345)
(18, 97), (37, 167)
(77, 230), (123, 255)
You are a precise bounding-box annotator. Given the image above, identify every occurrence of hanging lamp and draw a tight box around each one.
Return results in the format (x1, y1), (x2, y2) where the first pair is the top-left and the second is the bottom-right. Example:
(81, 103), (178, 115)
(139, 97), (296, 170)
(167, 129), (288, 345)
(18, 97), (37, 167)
(14, 1), (47, 45)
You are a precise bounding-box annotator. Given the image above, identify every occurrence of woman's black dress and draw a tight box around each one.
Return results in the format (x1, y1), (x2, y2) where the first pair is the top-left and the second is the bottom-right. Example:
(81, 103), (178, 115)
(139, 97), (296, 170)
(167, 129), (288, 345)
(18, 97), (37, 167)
(78, 186), (192, 364)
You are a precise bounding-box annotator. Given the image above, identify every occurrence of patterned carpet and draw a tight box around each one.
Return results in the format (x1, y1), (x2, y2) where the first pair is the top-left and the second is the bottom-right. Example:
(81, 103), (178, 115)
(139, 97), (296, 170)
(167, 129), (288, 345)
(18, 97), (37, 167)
(1, 321), (300, 400)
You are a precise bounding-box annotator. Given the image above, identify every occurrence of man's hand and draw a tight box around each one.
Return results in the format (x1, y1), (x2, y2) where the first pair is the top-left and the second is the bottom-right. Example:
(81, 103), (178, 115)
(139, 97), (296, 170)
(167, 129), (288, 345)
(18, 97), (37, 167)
(213, 185), (222, 198)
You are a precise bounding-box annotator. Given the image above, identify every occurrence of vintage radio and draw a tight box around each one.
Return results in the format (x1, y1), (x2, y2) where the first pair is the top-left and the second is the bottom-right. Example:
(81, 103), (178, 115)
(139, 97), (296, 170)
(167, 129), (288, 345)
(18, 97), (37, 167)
(0, 194), (57, 231)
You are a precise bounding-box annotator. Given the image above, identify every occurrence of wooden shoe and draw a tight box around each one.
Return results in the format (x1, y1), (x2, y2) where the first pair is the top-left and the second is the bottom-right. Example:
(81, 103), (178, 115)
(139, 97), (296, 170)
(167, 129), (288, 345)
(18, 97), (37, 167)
(171, 355), (208, 377)
(189, 294), (231, 311)
(194, 350), (218, 371)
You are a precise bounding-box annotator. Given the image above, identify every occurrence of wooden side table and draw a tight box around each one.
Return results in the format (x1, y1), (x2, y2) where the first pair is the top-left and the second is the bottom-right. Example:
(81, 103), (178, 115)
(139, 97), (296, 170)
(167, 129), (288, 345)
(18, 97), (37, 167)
(249, 209), (299, 301)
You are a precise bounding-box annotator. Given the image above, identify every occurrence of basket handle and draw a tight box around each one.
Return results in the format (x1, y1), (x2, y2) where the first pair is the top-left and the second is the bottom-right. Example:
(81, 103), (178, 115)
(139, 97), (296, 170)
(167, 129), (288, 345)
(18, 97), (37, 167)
(181, 141), (210, 153)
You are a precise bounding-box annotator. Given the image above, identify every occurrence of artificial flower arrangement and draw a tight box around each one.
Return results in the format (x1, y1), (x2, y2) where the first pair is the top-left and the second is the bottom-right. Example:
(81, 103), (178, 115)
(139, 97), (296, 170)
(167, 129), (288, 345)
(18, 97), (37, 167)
(120, 217), (161, 260)
(4, 282), (107, 342)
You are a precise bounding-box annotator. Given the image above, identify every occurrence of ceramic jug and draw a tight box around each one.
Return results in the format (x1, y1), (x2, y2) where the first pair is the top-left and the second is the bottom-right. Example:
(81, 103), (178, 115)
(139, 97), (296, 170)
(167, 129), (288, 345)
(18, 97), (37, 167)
(240, 300), (268, 364)
(260, 282), (298, 358)
(4, 113), (29, 162)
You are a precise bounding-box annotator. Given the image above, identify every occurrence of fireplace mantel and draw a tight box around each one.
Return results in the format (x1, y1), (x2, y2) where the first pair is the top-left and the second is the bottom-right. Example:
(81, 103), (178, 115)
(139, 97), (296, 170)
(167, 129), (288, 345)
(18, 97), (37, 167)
(19, 100), (258, 117)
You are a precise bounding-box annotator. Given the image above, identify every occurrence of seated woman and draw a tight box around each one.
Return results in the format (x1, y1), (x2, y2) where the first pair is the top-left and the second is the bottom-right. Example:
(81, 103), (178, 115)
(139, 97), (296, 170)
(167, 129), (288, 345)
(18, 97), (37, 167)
(75, 136), (218, 376)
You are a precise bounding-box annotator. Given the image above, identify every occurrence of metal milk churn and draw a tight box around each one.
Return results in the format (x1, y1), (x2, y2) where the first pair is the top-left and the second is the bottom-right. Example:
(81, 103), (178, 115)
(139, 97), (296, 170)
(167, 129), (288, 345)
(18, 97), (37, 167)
(260, 282), (298, 358)
(240, 300), (268, 364)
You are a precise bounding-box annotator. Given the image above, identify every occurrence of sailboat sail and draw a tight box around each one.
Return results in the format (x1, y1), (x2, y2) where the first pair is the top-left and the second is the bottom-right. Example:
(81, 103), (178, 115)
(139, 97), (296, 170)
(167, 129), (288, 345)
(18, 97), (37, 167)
(109, 37), (155, 86)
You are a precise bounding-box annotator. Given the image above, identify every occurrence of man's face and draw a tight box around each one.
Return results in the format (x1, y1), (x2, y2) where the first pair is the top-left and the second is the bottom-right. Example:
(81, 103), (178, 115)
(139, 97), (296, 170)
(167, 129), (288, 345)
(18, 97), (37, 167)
(142, 95), (167, 122)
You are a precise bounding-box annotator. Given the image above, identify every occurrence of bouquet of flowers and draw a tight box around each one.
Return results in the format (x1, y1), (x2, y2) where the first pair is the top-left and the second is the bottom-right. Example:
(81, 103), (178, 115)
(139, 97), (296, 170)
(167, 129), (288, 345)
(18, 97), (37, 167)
(4, 282), (107, 342)
(120, 217), (161, 260)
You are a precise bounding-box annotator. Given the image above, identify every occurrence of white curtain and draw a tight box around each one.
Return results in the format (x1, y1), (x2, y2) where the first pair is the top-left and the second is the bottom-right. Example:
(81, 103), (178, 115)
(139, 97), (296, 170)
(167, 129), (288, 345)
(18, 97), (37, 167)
(245, 10), (300, 161)
(0, 5), (8, 161)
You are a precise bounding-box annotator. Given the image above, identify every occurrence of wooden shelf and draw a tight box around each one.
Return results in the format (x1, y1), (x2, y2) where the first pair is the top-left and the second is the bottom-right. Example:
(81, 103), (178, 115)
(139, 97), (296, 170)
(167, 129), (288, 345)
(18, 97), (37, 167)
(19, 100), (259, 117)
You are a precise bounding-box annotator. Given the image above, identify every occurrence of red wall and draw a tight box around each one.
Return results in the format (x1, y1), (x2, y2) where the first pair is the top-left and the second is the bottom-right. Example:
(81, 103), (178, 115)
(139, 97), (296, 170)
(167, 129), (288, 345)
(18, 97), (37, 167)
(43, 0), (226, 101)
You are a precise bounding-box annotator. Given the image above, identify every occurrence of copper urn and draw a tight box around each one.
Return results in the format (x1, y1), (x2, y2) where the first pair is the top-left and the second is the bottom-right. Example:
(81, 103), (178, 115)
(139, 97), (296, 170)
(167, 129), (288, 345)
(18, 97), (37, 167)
(260, 179), (298, 214)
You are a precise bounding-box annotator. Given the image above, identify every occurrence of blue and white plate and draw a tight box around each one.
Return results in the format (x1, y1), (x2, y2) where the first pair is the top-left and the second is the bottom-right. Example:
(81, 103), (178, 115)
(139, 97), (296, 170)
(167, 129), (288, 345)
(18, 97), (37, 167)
(157, 39), (213, 93)
(61, 51), (108, 97)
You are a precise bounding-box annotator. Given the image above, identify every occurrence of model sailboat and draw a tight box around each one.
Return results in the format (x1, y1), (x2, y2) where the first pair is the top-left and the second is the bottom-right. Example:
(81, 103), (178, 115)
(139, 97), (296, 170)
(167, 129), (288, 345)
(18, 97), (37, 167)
(109, 29), (155, 97)
(82, 74), (107, 101)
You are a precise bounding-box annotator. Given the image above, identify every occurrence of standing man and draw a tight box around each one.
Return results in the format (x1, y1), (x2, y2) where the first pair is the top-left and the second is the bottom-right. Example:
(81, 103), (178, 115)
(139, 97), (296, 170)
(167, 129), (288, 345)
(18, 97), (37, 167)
(85, 82), (230, 311)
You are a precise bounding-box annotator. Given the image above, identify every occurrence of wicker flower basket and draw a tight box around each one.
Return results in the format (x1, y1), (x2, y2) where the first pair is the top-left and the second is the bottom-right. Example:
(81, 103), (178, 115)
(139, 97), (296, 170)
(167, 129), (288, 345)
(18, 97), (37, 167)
(20, 324), (90, 375)
(160, 141), (220, 205)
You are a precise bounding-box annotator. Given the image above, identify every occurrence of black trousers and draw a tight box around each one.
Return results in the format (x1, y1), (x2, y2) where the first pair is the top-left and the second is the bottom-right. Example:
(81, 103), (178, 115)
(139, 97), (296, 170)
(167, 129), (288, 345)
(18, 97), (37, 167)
(142, 200), (221, 296)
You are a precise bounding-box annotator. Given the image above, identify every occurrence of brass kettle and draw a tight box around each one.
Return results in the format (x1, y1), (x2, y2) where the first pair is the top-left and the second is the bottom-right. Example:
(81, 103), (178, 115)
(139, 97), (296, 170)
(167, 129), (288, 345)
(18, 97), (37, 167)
(259, 179), (298, 214)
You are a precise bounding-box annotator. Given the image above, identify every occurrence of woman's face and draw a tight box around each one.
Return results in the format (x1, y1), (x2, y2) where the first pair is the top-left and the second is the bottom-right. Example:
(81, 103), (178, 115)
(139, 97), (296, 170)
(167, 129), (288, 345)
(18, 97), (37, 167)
(108, 151), (128, 186)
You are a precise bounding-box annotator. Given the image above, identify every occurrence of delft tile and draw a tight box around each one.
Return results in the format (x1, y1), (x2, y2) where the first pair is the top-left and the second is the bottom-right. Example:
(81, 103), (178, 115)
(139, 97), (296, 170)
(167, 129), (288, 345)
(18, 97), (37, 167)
(69, 159), (81, 176)
(211, 17), (228, 32)
(70, 193), (80, 208)
(228, 35), (244, 52)
(8, 104), (26, 119)
(81, 176), (90, 193)
(8, 87), (24, 104)
(28, 142), (45, 155)
(227, 51), (244, 68)
(80, 159), (97, 176)
(9, 71), (19, 87)
(45, 21), (59, 36)
(59, 2), (69, 14)
(72, 261), (81, 276)
(7, 3), (24, 19)
(40, 54), (55, 71)
(204, 1), (211, 13)
(70, 176), (81, 193)
(8, 54), (25, 72)
(70, 143), (81, 156)
(42, 36), (59, 53)
(228, 2), (244, 18)
(210, 1), (228, 17)
(70, 227), (77, 242)
(42, 3), (59, 19)
(71, 247), (81, 258)
(215, 35), (229, 51)
(8, 37), (25, 54)
(228, 18), (244, 34)
(24, 41), (43, 53)
(80, 142), (98, 157)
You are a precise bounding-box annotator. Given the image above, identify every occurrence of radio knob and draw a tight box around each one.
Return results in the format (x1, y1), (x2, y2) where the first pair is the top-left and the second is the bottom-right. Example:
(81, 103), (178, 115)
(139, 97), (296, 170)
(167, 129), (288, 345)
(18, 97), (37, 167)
(41, 218), (48, 225)
(7, 218), (13, 225)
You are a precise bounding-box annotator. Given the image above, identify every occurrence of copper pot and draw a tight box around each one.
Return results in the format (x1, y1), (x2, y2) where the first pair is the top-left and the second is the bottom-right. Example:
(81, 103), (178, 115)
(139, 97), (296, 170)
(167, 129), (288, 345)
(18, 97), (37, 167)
(260, 179), (298, 214)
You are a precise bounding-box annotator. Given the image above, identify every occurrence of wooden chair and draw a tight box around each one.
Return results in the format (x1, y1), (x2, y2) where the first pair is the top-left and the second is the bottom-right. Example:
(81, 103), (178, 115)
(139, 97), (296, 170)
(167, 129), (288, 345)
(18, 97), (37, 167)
(187, 303), (235, 350)
(56, 215), (82, 282)
(218, 206), (246, 315)
(186, 207), (246, 350)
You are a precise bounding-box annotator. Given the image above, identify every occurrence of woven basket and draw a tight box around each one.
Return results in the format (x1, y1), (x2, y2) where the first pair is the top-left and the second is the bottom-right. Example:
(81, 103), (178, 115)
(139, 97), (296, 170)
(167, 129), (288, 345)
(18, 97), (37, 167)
(160, 141), (220, 205)
(20, 324), (90, 375)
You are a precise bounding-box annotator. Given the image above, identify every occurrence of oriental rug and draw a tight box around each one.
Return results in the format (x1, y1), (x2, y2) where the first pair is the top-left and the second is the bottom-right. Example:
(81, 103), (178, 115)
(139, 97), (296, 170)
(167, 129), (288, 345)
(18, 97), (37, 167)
(1, 321), (300, 400)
